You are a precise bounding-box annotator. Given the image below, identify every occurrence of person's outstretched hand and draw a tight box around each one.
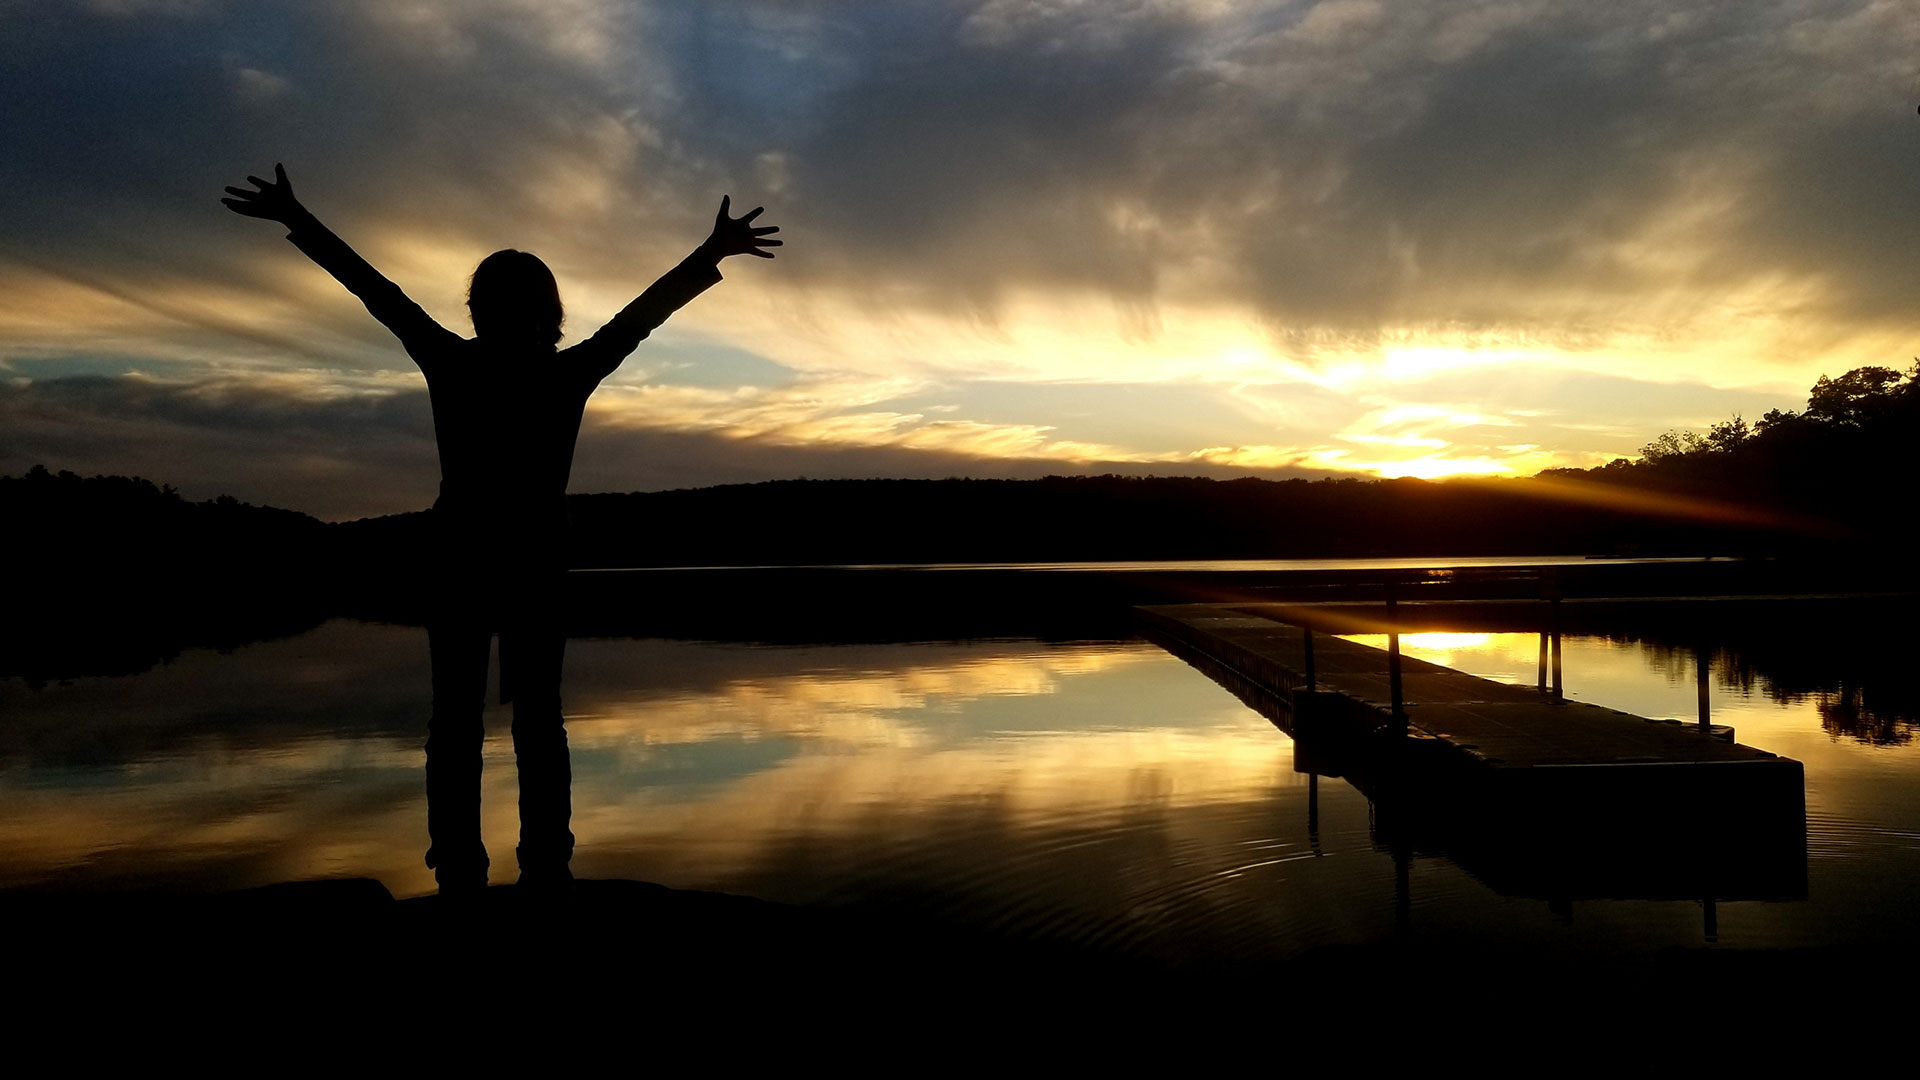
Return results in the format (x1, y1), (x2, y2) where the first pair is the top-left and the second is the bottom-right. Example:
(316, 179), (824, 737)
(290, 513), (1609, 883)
(700, 195), (781, 261)
(221, 163), (309, 226)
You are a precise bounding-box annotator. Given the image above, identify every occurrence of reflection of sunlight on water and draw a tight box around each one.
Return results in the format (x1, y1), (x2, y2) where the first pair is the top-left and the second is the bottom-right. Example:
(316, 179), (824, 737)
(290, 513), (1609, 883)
(1341, 631), (1725, 713)
(1339, 632), (1498, 670)
(1336, 630), (1920, 862)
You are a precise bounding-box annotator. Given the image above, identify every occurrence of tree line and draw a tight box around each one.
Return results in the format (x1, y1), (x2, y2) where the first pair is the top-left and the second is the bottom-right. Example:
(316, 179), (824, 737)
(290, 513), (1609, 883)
(6, 464), (324, 577)
(7, 361), (1912, 575)
(1541, 361), (1920, 548)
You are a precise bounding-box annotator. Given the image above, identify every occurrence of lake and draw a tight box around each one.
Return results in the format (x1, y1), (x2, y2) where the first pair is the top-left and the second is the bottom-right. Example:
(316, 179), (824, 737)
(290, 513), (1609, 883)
(4, 610), (1918, 968)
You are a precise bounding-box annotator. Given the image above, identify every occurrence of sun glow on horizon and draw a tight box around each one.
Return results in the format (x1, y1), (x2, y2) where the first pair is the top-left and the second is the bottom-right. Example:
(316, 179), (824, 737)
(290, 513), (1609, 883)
(1367, 457), (1516, 480)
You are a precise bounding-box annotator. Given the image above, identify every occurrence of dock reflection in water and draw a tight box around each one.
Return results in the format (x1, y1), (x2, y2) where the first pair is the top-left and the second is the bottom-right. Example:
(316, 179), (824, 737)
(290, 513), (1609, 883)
(3, 618), (1920, 965)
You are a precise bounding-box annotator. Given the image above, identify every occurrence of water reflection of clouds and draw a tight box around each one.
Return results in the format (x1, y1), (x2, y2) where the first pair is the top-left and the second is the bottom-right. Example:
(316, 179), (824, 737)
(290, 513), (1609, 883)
(0, 742), (424, 892)
(576, 727), (1289, 847)
(0, 620), (434, 768)
(0, 625), (1294, 900)
(561, 641), (1294, 893)
(567, 645), (1170, 750)
(567, 724), (1315, 934)
(16, 621), (1917, 956)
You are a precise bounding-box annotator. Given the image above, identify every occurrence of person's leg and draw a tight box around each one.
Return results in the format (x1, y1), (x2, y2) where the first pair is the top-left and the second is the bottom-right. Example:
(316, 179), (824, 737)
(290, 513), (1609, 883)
(426, 614), (493, 892)
(506, 583), (573, 883)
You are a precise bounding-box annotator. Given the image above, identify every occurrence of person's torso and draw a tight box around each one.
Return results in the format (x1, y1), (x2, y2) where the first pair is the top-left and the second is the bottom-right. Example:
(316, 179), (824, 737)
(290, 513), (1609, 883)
(423, 340), (593, 557)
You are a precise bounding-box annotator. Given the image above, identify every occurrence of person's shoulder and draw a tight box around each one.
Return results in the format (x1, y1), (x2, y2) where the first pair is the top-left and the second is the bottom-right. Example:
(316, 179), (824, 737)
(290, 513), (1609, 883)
(554, 336), (605, 366)
(415, 333), (481, 374)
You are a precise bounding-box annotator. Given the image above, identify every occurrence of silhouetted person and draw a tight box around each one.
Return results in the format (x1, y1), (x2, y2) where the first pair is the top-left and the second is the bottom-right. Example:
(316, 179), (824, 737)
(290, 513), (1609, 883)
(223, 164), (780, 893)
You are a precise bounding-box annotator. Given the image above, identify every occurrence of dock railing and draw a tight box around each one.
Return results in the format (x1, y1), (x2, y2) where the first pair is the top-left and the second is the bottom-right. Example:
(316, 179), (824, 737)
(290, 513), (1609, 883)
(1290, 565), (1738, 738)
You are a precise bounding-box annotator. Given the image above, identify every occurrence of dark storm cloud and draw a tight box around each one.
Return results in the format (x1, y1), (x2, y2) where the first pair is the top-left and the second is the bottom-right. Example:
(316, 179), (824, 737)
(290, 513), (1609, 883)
(675, 1), (1199, 313)
(0, 0), (720, 356)
(638, 1), (1920, 335)
(6, 1), (1913, 336)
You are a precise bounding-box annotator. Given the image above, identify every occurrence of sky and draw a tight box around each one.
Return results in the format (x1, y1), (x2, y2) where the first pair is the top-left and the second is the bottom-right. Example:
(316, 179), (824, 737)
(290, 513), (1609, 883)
(2, 0), (1916, 520)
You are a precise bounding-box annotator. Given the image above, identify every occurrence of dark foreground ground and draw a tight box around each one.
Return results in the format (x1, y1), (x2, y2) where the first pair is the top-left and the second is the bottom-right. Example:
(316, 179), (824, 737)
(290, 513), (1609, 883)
(4, 876), (1891, 1063)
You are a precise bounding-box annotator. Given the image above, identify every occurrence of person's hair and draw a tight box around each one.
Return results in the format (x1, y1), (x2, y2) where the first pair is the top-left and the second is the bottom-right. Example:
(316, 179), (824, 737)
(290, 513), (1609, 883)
(467, 249), (563, 346)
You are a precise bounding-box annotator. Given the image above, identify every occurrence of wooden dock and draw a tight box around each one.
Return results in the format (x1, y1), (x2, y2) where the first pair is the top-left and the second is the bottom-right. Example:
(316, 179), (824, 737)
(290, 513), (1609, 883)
(1138, 603), (1807, 900)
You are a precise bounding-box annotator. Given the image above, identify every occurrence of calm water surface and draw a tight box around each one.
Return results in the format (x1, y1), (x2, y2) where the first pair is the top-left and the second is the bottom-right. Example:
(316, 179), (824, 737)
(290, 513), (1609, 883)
(4, 618), (1917, 964)
(594, 554), (1696, 572)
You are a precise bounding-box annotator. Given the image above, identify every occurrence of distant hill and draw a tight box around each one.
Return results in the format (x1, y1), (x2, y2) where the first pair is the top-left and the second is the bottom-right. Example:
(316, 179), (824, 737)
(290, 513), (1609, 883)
(14, 362), (1911, 580)
(553, 473), (1780, 566)
(563, 363), (1920, 565)
(6, 464), (325, 576)
(308, 468), (1804, 571)
(3, 465), (331, 684)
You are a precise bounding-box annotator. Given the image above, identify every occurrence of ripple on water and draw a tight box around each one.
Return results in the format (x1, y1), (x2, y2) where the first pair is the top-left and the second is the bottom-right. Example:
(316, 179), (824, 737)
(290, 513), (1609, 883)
(796, 789), (1425, 966)
(1806, 809), (1920, 860)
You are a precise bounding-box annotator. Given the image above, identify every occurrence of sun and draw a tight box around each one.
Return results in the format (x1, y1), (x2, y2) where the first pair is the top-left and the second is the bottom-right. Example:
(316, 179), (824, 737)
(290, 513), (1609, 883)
(1370, 457), (1513, 480)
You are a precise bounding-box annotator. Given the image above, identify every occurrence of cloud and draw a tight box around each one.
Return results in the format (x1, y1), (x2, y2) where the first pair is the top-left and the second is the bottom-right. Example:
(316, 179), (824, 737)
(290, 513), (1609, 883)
(9, 2), (1916, 337)
(0, 373), (441, 518)
(2, 1), (1914, 513)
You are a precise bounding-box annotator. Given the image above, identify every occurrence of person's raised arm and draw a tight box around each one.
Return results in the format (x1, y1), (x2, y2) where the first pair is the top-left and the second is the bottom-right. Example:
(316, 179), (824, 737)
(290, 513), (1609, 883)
(572, 196), (782, 385)
(223, 163), (457, 364)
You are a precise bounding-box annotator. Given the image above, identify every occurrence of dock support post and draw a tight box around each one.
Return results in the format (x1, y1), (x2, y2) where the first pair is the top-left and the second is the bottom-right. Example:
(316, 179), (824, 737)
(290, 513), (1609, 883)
(1697, 644), (1711, 732)
(1387, 595), (1406, 737)
(1550, 598), (1563, 701)
(1540, 571), (1564, 701)
(1303, 625), (1316, 691)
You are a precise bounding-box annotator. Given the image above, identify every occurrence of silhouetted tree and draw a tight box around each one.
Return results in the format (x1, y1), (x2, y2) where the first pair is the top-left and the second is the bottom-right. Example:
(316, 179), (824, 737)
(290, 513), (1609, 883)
(1540, 361), (1920, 552)
(1805, 365), (1912, 428)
